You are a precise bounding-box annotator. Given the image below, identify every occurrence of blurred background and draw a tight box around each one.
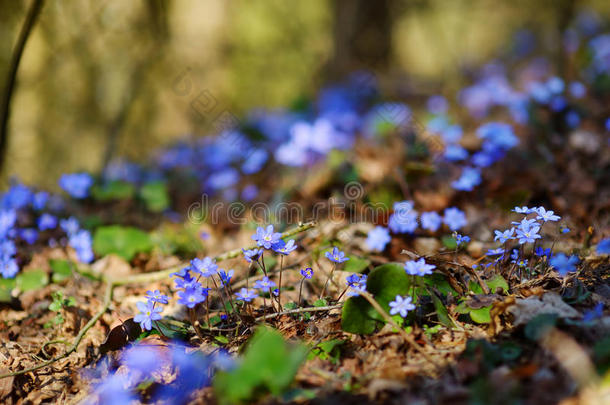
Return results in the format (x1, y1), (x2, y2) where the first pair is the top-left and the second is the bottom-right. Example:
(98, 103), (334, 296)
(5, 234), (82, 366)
(1, 0), (609, 189)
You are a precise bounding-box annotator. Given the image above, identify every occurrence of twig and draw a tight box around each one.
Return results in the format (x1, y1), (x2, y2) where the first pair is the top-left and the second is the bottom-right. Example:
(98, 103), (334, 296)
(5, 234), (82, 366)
(255, 304), (342, 322)
(358, 290), (442, 368)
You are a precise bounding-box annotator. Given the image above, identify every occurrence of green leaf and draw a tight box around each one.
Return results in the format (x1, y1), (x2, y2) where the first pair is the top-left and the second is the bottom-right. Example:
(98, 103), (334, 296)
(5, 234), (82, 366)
(343, 256), (370, 273)
(93, 225), (153, 261)
(524, 314), (558, 341)
(469, 306), (492, 324)
(423, 273), (457, 296)
(91, 180), (135, 202)
(50, 259), (73, 283)
(429, 289), (456, 328)
(341, 263), (411, 334)
(486, 274), (508, 294)
(313, 299), (328, 307)
(16, 269), (48, 292)
(214, 327), (308, 404)
(0, 277), (16, 302)
(441, 235), (457, 250)
(139, 181), (170, 213)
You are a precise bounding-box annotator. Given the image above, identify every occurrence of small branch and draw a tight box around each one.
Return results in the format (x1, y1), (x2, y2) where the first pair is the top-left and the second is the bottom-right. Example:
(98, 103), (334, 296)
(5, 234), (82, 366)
(358, 290), (443, 368)
(255, 304), (342, 322)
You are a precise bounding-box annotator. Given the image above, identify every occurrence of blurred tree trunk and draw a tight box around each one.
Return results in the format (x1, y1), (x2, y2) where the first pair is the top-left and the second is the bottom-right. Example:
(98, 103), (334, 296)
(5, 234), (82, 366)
(325, 0), (396, 80)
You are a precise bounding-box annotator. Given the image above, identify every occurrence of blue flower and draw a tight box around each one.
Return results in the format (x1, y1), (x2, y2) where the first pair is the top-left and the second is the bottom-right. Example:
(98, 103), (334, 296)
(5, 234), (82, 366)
(145, 290), (169, 305)
(583, 303), (603, 322)
(272, 239), (297, 255)
(0, 257), (19, 278)
(235, 288), (258, 302)
(251, 225), (282, 249)
(389, 295), (415, 318)
(32, 192), (49, 211)
(69, 230), (94, 263)
(133, 301), (162, 330)
(549, 253), (579, 276)
(420, 212), (442, 232)
(365, 226), (391, 252)
(60, 217), (80, 236)
(404, 258), (436, 276)
(512, 206), (533, 214)
(0, 239), (16, 257)
(534, 207), (560, 222)
(452, 167), (482, 191)
(534, 247), (552, 258)
(0, 210), (17, 239)
(242, 248), (263, 263)
(92, 373), (136, 405)
(444, 144), (469, 161)
(346, 274), (367, 297)
(218, 269), (234, 287)
(388, 201), (418, 234)
(177, 287), (207, 308)
(476, 122), (518, 150)
(37, 213), (57, 231)
(455, 233), (470, 246)
(325, 247), (349, 263)
(515, 222), (541, 244)
(190, 257), (218, 277)
(494, 228), (515, 243)
(486, 248), (505, 256)
(443, 207), (467, 231)
(300, 267), (313, 279)
(597, 239), (610, 255)
(254, 276), (276, 292)
(59, 172), (93, 199)
(19, 228), (38, 245)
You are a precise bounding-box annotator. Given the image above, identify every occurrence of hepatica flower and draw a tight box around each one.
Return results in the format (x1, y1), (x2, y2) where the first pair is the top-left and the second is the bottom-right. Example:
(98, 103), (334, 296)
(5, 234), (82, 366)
(37, 213), (57, 231)
(365, 226), (391, 252)
(443, 207), (467, 231)
(0, 258), (19, 278)
(134, 301), (163, 330)
(300, 267), (313, 279)
(494, 228), (515, 243)
(60, 216), (80, 236)
(69, 229), (94, 263)
(272, 239), (297, 255)
(389, 295), (415, 318)
(145, 290), (169, 305)
(235, 288), (258, 302)
(254, 276), (276, 292)
(512, 206), (534, 214)
(597, 239), (610, 255)
(59, 172), (93, 199)
(177, 287), (207, 308)
(218, 269), (234, 287)
(404, 258), (436, 276)
(451, 167), (482, 191)
(534, 207), (560, 222)
(190, 257), (218, 277)
(549, 253), (580, 276)
(455, 233), (470, 246)
(346, 274), (367, 297)
(326, 247), (349, 263)
(420, 212), (442, 232)
(252, 225), (282, 249)
(388, 201), (418, 234)
(242, 248), (262, 263)
(515, 222), (541, 244)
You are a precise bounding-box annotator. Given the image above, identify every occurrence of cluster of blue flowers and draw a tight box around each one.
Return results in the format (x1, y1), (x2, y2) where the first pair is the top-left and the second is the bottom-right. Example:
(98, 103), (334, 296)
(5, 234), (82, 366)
(0, 180), (97, 279)
(87, 342), (233, 404)
(365, 203), (468, 253)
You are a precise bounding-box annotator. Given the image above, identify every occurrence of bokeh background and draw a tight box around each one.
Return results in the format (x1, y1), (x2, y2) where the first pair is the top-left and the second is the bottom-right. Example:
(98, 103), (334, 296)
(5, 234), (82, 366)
(1, 0), (609, 189)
